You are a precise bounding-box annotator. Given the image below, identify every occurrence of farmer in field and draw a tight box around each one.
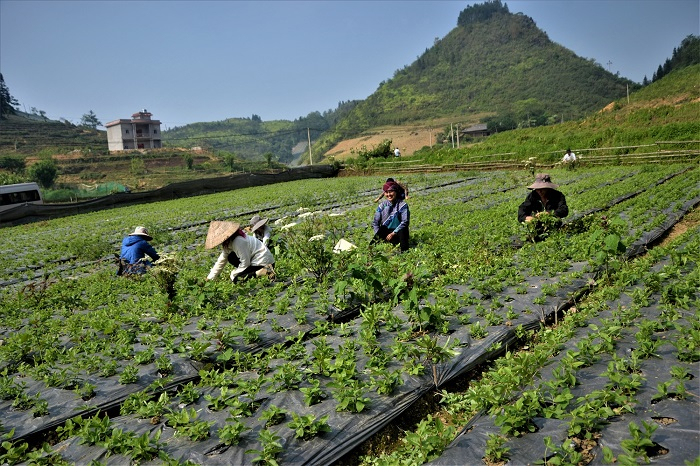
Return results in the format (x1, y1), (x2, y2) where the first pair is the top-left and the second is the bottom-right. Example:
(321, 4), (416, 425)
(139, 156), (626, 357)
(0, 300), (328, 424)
(118, 226), (160, 275)
(562, 148), (577, 169)
(517, 173), (569, 224)
(371, 181), (410, 252)
(205, 220), (275, 282)
(247, 214), (272, 246)
(373, 178), (408, 203)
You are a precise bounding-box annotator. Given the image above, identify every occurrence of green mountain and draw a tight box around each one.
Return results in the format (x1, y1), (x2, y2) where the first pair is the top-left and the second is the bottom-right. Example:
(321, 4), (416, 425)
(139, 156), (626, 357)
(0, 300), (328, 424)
(312, 0), (639, 159)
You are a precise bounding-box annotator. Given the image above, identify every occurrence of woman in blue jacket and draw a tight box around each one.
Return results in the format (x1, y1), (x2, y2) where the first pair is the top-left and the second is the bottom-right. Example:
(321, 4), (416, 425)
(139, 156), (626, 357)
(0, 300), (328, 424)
(119, 226), (159, 275)
(371, 182), (410, 251)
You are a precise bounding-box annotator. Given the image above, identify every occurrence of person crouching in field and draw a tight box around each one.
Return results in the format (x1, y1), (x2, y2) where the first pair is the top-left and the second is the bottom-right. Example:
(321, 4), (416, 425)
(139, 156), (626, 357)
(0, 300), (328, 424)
(371, 181), (410, 252)
(118, 226), (160, 275)
(205, 221), (275, 282)
(247, 215), (272, 247)
(517, 174), (568, 241)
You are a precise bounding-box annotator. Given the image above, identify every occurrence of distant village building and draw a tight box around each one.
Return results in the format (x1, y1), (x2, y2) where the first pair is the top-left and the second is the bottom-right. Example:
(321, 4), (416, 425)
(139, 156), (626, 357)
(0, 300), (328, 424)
(105, 110), (162, 151)
(461, 123), (491, 138)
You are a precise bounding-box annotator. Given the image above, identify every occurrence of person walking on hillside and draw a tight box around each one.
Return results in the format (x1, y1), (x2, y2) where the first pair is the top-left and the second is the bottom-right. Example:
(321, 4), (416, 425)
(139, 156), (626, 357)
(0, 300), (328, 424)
(371, 181), (410, 252)
(517, 174), (569, 223)
(205, 220), (275, 282)
(373, 178), (408, 203)
(394, 147), (401, 158)
(247, 215), (272, 246)
(118, 226), (160, 275)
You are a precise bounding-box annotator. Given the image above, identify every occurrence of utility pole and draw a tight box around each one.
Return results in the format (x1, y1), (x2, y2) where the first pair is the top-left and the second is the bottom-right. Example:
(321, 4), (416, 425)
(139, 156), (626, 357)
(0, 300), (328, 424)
(607, 60), (612, 72)
(450, 123), (454, 149)
(307, 128), (312, 165)
(456, 124), (460, 149)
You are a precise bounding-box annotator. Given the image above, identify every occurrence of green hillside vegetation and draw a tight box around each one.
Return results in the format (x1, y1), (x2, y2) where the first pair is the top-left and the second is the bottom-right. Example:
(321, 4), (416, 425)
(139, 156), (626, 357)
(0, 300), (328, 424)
(161, 101), (358, 164)
(408, 64), (700, 165)
(311, 0), (638, 161)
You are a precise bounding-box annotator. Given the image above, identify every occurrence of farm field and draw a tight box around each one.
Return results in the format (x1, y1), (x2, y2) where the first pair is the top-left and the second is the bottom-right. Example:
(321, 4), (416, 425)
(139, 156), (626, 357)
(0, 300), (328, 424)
(0, 164), (698, 465)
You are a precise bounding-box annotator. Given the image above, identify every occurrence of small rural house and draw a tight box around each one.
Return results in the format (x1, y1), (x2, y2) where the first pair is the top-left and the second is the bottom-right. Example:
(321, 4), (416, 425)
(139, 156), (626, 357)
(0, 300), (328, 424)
(461, 123), (491, 138)
(106, 110), (162, 151)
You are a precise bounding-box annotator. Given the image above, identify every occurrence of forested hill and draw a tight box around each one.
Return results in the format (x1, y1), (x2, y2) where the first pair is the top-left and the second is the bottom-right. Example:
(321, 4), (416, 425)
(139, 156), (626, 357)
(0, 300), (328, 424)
(314, 0), (637, 155)
(161, 102), (358, 164)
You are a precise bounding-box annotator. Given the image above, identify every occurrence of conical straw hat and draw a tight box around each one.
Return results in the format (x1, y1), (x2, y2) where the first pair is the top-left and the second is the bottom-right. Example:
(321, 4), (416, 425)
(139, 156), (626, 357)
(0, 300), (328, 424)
(205, 221), (240, 249)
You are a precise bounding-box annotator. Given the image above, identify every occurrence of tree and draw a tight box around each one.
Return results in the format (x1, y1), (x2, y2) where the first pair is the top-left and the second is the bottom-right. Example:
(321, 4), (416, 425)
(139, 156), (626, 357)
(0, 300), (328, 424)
(28, 159), (58, 188)
(80, 110), (102, 129)
(0, 73), (19, 119)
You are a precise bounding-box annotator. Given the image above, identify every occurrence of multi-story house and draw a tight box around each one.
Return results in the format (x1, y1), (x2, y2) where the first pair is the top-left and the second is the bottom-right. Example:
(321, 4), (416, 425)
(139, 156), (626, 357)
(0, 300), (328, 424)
(106, 110), (162, 151)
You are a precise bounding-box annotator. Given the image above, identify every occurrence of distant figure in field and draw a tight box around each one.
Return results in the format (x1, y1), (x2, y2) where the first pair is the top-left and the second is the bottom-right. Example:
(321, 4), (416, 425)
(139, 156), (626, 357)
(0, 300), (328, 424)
(517, 174), (569, 224)
(562, 148), (577, 169)
(371, 181), (410, 252)
(205, 220), (275, 282)
(247, 215), (272, 246)
(118, 226), (160, 275)
(394, 147), (401, 158)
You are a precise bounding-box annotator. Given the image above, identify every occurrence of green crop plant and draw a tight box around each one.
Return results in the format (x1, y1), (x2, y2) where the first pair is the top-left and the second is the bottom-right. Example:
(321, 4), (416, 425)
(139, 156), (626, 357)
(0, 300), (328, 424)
(165, 407), (213, 441)
(371, 369), (403, 396)
(259, 405), (287, 427)
(118, 364), (139, 384)
(177, 381), (200, 405)
(300, 378), (327, 406)
(470, 321), (488, 339)
(617, 420), (660, 464)
(218, 419), (250, 446)
(536, 435), (584, 466)
(398, 415), (455, 464)
(288, 412), (331, 440)
(331, 379), (371, 413)
(271, 362), (303, 392)
(495, 389), (543, 437)
(246, 429), (284, 466)
(484, 433), (510, 463)
(415, 335), (458, 387)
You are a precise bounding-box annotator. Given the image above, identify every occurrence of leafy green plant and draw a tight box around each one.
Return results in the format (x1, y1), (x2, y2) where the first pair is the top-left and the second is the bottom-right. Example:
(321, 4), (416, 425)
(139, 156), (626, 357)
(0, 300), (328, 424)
(288, 412), (331, 440)
(484, 433), (510, 463)
(246, 429), (283, 465)
(165, 407), (213, 441)
(217, 418), (250, 446)
(300, 378), (326, 406)
(618, 420), (659, 464)
(331, 379), (371, 413)
(119, 364), (139, 384)
(259, 405), (287, 427)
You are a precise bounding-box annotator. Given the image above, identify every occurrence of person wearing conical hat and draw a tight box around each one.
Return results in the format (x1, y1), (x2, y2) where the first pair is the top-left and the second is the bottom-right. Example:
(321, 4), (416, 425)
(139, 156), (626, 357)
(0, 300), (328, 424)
(205, 220), (275, 282)
(118, 226), (159, 275)
(517, 174), (568, 223)
(247, 215), (272, 246)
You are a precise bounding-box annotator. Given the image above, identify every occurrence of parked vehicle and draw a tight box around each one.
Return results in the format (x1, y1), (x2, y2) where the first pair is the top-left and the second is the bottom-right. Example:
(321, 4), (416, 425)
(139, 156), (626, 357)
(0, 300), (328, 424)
(0, 182), (43, 213)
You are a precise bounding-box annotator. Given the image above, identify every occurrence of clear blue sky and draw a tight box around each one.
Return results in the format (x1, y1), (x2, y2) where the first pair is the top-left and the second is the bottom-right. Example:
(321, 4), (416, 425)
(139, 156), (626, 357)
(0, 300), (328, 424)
(1, 0), (698, 129)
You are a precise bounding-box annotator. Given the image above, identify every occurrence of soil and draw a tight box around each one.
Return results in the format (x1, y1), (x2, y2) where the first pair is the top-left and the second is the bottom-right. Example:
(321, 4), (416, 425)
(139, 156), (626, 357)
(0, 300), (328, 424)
(323, 118), (479, 160)
(657, 207), (700, 247)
